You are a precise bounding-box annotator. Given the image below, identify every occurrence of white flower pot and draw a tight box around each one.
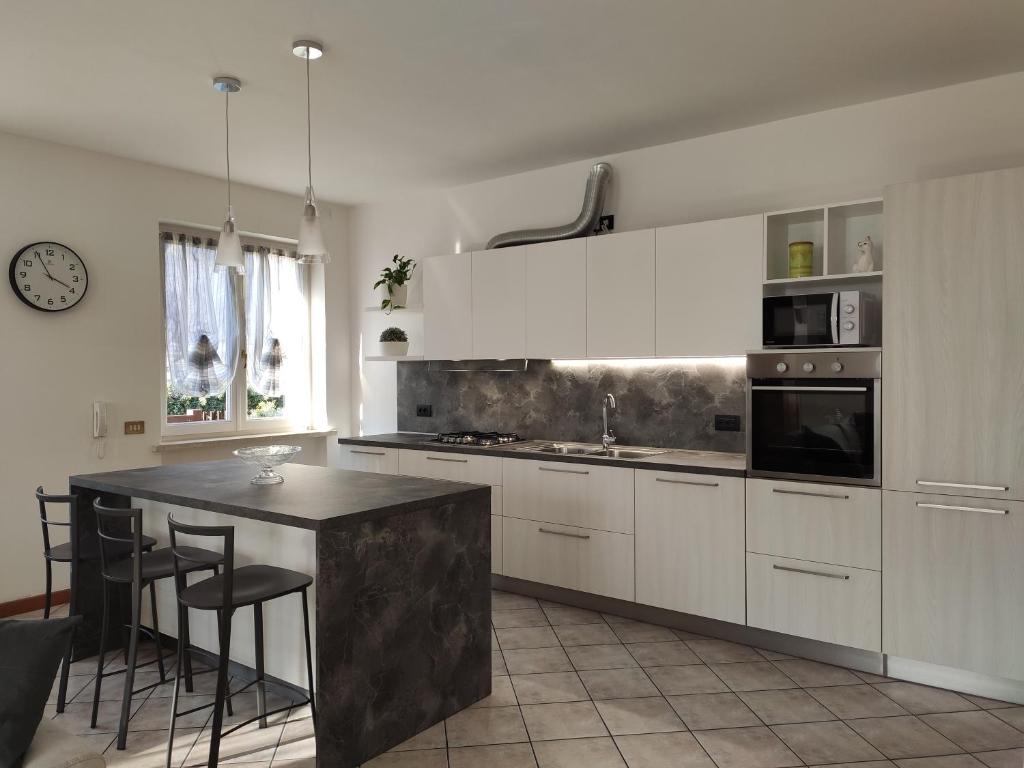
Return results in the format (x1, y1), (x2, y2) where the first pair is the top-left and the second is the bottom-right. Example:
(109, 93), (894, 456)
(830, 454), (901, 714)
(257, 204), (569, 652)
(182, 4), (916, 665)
(380, 341), (409, 357)
(378, 283), (408, 308)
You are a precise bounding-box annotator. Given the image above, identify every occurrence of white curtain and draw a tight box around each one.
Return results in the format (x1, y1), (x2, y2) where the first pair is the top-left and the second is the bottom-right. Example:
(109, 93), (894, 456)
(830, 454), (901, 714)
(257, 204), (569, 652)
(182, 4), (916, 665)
(163, 234), (240, 396)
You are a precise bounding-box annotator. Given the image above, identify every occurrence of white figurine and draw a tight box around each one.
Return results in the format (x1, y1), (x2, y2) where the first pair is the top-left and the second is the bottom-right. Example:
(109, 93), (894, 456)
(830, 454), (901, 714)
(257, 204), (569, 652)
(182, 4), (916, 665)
(852, 235), (875, 273)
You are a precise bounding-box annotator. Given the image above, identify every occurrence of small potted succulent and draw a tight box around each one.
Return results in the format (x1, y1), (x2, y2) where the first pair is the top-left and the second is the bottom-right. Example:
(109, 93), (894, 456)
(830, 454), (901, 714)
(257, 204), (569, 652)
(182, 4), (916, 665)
(379, 326), (409, 356)
(373, 254), (416, 314)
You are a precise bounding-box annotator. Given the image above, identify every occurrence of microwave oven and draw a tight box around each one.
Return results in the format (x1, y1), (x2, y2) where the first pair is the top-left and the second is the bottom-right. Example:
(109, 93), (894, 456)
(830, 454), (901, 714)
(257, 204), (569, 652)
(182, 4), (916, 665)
(762, 290), (879, 348)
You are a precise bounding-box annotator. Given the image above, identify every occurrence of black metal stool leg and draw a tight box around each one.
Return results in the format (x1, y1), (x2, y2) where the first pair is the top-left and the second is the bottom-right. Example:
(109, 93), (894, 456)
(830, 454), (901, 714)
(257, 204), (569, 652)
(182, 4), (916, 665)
(150, 581), (166, 682)
(115, 582), (143, 750)
(90, 582), (110, 728)
(216, 610), (233, 717)
(56, 566), (75, 713)
(43, 561), (52, 619)
(180, 607), (194, 693)
(254, 601), (267, 728)
(166, 606), (186, 768)
(207, 608), (233, 768)
(301, 587), (317, 730)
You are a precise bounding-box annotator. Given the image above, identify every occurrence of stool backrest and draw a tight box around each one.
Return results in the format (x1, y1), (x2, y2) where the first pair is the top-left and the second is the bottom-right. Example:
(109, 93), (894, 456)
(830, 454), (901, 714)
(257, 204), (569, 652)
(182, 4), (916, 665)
(93, 499), (145, 583)
(36, 486), (78, 559)
(167, 515), (234, 610)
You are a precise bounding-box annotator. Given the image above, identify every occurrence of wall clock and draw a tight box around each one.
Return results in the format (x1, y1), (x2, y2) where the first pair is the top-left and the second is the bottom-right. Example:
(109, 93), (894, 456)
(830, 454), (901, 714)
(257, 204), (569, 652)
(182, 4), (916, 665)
(9, 242), (88, 312)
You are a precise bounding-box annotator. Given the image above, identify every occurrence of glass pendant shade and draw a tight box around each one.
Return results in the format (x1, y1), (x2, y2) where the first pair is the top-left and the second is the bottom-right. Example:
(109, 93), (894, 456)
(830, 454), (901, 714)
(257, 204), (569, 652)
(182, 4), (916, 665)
(297, 188), (330, 264)
(216, 207), (245, 272)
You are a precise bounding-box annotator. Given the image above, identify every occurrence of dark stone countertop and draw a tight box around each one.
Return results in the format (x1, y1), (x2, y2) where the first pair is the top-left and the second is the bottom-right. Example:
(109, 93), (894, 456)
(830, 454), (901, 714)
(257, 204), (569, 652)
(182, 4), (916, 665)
(70, 460), (490, 531)
(339, 433), (747, 477)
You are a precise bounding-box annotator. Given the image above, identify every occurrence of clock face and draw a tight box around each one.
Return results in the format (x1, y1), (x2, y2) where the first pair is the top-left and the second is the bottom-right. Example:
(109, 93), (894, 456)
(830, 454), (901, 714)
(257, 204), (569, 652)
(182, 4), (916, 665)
(9, 242), (88, 312)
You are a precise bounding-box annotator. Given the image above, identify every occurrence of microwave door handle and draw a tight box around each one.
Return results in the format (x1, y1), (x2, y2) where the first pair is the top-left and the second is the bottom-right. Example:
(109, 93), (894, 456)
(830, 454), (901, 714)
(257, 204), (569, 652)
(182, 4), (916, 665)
(830, 293), (839, 344)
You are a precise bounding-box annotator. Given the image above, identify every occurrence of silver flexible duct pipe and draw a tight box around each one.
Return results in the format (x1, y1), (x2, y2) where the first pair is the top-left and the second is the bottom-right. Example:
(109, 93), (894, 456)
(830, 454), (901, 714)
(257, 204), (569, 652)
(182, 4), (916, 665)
(486, 162), (613, 249)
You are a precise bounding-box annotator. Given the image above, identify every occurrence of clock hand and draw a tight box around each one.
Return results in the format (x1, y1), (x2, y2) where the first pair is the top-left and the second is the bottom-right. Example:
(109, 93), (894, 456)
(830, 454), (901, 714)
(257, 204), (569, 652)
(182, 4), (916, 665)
(48, 275), (72, 289)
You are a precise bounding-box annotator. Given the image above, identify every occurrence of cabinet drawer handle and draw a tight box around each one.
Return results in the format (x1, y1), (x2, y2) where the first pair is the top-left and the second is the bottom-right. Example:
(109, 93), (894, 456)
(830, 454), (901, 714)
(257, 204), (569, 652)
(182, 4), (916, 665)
(426, 456), (469, 464)
(656, 477), (719, 487)
(772, 488), (849, 500)
(538, 527), (591, 540)
(538, 466), (590, 475)
(916, 480), (1009, 492)
(916, 502), (1008, 516)
(349, 449), (386, 456)
(772, 564), (849, 580)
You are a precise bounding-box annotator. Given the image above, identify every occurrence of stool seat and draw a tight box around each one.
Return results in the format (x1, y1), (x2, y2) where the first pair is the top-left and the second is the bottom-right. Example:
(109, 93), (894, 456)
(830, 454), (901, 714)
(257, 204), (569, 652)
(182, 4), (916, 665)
(45, 535), (157, 563)
(104, 546), (222, 583)
(180, 565), (313, 610)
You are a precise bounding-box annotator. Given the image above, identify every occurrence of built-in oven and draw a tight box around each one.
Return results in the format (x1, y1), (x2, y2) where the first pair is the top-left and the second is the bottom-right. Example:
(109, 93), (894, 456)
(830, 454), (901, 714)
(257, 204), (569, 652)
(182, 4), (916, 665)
(747, 349), (881, 486)
(762, 290), (879, 347)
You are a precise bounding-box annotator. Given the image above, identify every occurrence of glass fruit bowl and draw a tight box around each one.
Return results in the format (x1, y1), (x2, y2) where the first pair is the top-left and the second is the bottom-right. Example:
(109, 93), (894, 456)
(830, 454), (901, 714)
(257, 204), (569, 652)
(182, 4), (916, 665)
(233, 445), (302, 485)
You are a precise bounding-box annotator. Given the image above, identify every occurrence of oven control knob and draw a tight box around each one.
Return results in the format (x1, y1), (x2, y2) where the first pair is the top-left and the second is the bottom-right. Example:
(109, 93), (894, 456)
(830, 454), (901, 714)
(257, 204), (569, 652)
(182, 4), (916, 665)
(844, 304), (856, 314)
(775, 362), (788, 373)
(802, 362), (815, 373)
(830, 361), (844, 373)
(843, 320), (856, 331)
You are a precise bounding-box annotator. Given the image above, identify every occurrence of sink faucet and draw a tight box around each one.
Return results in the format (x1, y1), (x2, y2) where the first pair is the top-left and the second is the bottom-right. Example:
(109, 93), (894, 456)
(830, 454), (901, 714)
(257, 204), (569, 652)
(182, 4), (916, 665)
(602, 394), (617, 450)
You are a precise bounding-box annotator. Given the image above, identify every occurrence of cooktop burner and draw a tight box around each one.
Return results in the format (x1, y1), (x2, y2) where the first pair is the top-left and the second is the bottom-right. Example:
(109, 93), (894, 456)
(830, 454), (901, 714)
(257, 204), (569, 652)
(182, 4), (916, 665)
(435, 431), (522, 446)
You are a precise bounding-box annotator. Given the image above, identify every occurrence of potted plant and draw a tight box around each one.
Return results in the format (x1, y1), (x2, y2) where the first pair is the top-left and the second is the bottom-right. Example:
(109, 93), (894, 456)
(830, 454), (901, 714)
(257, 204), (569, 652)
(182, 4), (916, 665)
(373, 254), (416, 314)
(379, 326), (409, 356)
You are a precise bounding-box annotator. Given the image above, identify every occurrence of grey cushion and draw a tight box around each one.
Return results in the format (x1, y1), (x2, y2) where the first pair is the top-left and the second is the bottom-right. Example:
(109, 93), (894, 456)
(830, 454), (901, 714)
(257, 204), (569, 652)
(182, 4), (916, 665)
(21, 721), (104, 768)
(0, 616), (81, 768)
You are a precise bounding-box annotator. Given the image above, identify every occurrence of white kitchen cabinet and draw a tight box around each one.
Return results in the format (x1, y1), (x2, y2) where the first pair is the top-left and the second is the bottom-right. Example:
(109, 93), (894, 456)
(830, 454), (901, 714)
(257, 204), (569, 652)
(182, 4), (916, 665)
(502, 516), (634, 602)
(336, 444), (399, 474)
(746, 479), (881, 570)
(883, 490), (1024, 681)
(747, 552), (882, 653)
(884, 168), (1024, 500)
(526, 239), (587, 359)
(656, 215), (762, 356)
(635, 471), (745, 624)
(587, 230), (656, 358)
(501, 458), (634, 534)
(472, 247), (526, 359)
(423, 252), (472, 360)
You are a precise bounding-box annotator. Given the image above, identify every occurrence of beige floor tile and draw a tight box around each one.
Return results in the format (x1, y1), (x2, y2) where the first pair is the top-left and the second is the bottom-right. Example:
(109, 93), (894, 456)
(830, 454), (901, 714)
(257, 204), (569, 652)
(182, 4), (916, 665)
(511, 672), (589, 705)
(493, 608), (551, 628)
(362, 748), (448, 767)
(449, 742), (539, 768)
(805, 762), (895, 768)
(553, 623), (620, 647)
(52, 675), (94, 705)
(847, 716), (962, 759)
(148, 669), (229, 698)
(53, 697), (147, 735)
(493, 592), (541, 611)
(693, 725), (802, 768)
(272, 759), (315, 768)
(756, 649), (795, 661)
(580, 668), (660, 700)
(685, 639), (766, 664)
(647, 665), (729, 696)
(770, 659), (860, 688)
(388, 720), (446, 751)
(504, 647), (574, 675)
(497, 626), (561, 650)
(711, 662), (797, 692)
(626, 641), (701, 668)
(533, 736), (626, 767)
(990, 707), (1024, 731)
(738, 689), (836, 725)
(611, 621), (678, 644)
(772, 720), (886, 764)
(130, 694), (215, 730)
(920, 712), (1024, 753)
(541, 603), (605, 626)
(446, 705), (529, 747)
(103, 727), (200, 768)
(185, 722), (285, 766)
(971, 748), (1024, 768)
(595, 697), (686, 736)
(566, 644), (639, 671)
(271, 716), (315, 761)
(874, 683), (979, 715)
(807, 684), (909, 719)
(521, 701), (609, 741)
(473, 675), (520, 708)
(667, 693), (760, 731)
(854, 670), (894, 684)
(963, 696), (1017, 711)
(494, 650), (509, 676)
(894, 757), (987, 768)
(614, 731), (717, 768)
(61, 731), (116, 756)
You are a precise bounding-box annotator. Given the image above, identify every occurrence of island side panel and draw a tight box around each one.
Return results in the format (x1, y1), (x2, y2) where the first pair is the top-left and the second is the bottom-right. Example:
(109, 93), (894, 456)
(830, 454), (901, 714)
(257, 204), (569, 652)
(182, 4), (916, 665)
(315, 487), (491, 768)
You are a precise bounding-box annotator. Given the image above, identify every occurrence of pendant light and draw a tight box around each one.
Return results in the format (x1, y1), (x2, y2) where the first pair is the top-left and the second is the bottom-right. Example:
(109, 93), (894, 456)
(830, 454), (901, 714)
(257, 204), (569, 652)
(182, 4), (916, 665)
(292, 40), (330, 265)
(213, 76), (245, 273)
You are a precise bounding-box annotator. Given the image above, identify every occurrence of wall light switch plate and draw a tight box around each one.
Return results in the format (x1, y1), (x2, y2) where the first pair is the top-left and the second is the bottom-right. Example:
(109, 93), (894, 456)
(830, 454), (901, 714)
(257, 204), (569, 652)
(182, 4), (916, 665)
(714, 414), (741, 432)
(416, 404), (433, 417)
(124, 420), (145, 435)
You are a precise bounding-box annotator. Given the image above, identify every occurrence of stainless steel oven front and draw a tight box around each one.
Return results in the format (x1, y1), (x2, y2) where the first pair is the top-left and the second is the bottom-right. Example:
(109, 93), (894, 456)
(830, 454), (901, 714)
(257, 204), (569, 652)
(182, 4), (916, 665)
(746, 349), (881, 486)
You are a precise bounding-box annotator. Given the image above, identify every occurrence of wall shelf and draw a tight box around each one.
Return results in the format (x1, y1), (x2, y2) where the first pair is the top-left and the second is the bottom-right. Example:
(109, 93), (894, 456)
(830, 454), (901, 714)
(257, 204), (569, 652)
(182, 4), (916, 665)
(364, 354), (424, 362)
(363, 304), (422, 313)
(764, 270), (883, 286)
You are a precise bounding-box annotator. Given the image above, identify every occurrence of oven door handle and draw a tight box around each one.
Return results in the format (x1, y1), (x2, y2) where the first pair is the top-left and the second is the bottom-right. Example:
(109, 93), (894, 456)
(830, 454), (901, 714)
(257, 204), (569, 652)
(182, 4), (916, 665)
(750, 385), (869, 392)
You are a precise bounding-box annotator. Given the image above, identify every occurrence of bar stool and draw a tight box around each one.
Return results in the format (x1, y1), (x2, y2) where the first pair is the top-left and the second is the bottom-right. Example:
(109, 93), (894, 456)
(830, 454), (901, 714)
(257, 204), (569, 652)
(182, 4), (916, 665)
(92, 500), (222, 750)
(166, 515), (317, 768)
(36, 487), (158, 712)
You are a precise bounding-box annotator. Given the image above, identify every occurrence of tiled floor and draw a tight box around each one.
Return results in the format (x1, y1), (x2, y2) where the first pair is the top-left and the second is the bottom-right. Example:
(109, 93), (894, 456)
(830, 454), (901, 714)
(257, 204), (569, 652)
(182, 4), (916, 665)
(23, 592), (1024, 768)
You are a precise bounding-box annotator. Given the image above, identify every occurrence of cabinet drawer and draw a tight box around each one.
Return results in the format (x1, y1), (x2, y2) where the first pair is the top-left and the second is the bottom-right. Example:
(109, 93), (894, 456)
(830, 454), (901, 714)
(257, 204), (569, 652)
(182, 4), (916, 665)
(502, 516), (634, 602)
(747, 553), (881, 652)
(337, 444), (399, 474)
(746, 479), (881, 570)
(492, 515), (502, 575)
(398, 449), (502, 486)
(502, 458), (634, 533)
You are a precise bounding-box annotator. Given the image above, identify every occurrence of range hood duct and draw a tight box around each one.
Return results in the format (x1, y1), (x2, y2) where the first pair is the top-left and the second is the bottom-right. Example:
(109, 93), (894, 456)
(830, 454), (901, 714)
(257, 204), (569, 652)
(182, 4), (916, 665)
(485, 162), (612, 249)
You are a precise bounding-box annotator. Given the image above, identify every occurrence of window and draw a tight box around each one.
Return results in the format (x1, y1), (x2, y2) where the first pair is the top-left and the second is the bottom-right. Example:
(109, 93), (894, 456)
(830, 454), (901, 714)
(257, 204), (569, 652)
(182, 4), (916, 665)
(161, 229), (313, 437)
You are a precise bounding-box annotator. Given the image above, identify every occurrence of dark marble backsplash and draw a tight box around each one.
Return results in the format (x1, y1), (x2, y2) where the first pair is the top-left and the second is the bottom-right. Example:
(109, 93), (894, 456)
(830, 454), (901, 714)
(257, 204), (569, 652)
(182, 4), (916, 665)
(396, 359), (747, 453)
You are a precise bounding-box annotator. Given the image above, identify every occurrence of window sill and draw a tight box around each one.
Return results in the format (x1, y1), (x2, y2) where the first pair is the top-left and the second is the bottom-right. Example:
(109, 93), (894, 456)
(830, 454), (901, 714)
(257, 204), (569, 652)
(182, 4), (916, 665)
(154, 427), (337, 453)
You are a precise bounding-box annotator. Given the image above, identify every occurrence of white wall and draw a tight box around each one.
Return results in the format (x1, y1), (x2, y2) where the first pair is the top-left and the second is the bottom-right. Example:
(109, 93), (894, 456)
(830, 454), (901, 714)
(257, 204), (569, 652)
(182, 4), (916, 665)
(0, 131), (350, 603)
(348, 71), (1024, 436)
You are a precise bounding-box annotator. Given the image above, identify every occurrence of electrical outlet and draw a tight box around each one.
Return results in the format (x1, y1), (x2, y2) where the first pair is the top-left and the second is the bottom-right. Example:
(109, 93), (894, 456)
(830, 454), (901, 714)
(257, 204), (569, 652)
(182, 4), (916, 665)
(416, 404), (433, 418)
(124, 420), (145, 435)
(714, 414), (741, 432)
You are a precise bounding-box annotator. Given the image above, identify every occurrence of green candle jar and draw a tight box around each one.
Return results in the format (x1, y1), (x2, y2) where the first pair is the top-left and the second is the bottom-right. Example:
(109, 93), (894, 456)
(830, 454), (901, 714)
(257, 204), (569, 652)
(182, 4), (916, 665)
(788, 241), (814, 278)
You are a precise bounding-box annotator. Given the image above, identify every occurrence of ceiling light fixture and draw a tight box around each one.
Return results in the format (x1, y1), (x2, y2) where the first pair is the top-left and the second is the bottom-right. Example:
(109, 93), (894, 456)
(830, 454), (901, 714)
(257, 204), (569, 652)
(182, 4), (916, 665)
(293, 40), (329, 265)
(212, 76), (245, 273)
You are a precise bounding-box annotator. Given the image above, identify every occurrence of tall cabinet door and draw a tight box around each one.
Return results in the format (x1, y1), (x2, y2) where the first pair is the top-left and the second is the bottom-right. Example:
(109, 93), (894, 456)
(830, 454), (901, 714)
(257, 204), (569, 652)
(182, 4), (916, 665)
(423, 252), (472, 360)
(656, 215), (762, 356)
(587, 230), (656, 358)
(472, 247), (526, 359)
(884, 168), (1024, 499)
(526, 239), (587, 359)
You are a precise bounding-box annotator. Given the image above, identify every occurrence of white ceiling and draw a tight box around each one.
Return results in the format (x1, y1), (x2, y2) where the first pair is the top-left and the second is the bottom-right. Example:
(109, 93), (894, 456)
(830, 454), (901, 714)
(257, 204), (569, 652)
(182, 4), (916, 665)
(4, 0), (1024, 204)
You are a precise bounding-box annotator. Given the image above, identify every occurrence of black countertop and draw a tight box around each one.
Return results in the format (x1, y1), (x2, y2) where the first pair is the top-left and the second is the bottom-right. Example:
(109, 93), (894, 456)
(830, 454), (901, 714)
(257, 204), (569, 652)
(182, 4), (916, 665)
(70, 460), (489, 530)
(339, 433), (747, 477)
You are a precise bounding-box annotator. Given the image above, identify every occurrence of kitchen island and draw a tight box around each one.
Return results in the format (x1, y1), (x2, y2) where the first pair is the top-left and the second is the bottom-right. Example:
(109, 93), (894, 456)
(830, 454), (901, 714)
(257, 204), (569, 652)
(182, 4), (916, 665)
(68, 460), (492, 767)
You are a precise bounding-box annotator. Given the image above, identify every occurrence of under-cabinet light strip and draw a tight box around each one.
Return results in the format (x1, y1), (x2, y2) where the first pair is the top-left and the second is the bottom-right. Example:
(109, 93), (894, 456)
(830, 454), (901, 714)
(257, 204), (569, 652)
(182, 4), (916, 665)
(550, 356), (746, 369)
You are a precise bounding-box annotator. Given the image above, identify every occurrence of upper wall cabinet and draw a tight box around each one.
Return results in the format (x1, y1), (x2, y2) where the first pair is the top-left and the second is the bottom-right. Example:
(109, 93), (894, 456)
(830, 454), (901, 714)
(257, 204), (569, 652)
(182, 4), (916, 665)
(423, 252), (472, 360)
(526, 239), (587, 359)
(587, 229), (656, 358)
(656, 215), (762, 356)
(472, 247), (526, 359)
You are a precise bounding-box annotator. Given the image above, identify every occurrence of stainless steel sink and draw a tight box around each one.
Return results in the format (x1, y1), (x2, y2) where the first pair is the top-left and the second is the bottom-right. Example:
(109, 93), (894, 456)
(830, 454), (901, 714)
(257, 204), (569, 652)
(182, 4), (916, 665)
(508, 441), (669, 459)
(596, 447), (670, 459)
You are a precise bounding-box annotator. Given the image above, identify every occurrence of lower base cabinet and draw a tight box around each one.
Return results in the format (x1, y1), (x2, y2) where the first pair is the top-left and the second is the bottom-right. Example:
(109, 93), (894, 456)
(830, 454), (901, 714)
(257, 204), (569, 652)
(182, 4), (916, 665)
(747, 552), (882, 652)
(491, 515), (502, 575)
(502, 516), (634, 602)
(336, 445), (399, 474)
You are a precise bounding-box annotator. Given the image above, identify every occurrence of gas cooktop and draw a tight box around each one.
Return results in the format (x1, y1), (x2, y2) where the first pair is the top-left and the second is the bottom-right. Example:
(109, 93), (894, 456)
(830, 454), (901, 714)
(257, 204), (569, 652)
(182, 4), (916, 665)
(433, 431), (522, 446)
